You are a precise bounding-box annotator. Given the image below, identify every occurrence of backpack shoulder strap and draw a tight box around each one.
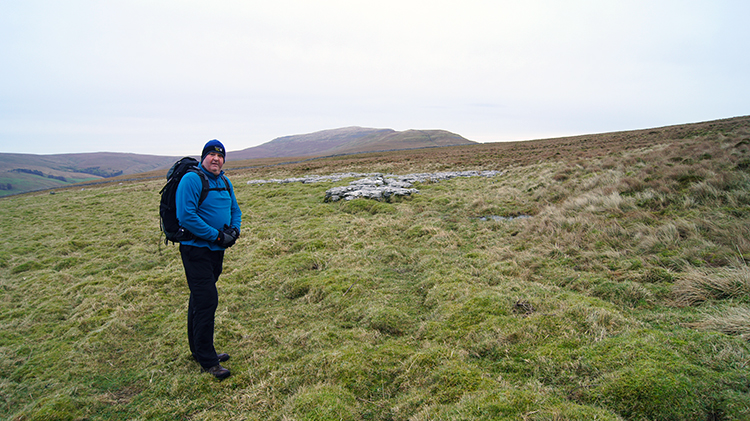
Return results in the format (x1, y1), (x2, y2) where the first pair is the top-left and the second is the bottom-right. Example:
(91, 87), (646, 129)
(196, 170), (211, 206)
(221, 174), (233, 197)
(197, 172), (233, 204)
(195, 171), (232, 206)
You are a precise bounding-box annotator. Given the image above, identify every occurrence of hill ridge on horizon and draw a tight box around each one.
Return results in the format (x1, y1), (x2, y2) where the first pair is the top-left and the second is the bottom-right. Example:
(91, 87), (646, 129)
(0, 126), (473, 196)
(1, 116), (748, 197)
(229, 126), (475, 160)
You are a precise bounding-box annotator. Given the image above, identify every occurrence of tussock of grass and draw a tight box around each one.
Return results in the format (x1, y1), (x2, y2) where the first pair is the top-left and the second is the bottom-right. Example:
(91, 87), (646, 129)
(673, 266), (750, 306)
(696, 307), (750, 339)
(3, 118), (750, 420)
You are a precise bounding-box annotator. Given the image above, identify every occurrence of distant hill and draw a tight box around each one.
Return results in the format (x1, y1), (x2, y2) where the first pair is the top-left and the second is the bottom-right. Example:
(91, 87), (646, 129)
(0, 153), (178, 196)
(6, 117), (747, 197)
(230, 127), (476, 160)
(0, 127), (474, 196)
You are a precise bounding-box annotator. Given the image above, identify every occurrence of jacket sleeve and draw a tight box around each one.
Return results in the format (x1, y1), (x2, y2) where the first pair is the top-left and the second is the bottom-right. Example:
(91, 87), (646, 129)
(228, 178), (242, 231)
(175, 172), (220, 241)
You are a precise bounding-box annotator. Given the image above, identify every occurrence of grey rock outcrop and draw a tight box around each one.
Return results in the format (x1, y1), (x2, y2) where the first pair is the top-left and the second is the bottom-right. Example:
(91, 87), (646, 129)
(324, 175), (420, 202)
(246, 170), (505, 202)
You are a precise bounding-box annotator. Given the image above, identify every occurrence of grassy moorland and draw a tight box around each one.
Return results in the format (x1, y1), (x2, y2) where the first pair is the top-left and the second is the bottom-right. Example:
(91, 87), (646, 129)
(1, 117), (750, 420)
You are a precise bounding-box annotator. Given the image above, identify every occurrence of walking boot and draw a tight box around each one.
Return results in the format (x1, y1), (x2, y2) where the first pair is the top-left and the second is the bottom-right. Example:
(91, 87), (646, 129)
(204, 364), (231, 380)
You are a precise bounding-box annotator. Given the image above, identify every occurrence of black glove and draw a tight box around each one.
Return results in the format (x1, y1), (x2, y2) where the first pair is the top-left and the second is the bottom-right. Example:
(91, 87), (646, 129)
(224, 225), (240, 240)
(215, 225), (239, 248)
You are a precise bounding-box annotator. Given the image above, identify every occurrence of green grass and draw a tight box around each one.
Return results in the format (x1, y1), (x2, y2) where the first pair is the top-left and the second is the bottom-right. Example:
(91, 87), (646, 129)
(2, 126), (750, 420)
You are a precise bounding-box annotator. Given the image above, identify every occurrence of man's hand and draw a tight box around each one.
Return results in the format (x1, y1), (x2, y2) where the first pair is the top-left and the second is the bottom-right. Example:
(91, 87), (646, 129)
(215, 225), (239, 248)
(224, 225), (240, 240)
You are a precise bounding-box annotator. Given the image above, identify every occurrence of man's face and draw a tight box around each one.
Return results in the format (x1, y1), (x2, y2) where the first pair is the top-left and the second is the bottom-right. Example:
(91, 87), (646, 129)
(202, 152), (224, 176)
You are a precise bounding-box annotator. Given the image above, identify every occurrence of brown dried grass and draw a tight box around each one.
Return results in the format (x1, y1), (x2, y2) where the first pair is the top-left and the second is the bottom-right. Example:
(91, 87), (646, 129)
(672, 265), (750, 306)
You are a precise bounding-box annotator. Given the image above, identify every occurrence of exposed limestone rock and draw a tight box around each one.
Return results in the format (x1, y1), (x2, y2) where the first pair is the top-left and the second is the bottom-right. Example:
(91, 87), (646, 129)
(246, 170), (505, 202)
(324, 175), (420, 202)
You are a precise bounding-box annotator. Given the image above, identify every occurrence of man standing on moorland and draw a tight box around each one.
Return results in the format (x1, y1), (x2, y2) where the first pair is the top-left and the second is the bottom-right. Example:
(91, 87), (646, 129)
(176, 139), (241, 380)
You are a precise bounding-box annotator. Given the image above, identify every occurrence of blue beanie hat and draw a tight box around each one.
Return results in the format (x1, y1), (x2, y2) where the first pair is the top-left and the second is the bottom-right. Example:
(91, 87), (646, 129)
(201, 139), (225, 161)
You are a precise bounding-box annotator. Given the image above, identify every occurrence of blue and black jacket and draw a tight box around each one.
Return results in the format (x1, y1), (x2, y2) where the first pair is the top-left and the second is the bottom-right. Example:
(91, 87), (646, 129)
(175, 163), (242, 251)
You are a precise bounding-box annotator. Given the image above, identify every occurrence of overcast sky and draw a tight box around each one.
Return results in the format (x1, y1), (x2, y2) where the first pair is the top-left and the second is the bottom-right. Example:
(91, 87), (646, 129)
(2, 1), (748, 156)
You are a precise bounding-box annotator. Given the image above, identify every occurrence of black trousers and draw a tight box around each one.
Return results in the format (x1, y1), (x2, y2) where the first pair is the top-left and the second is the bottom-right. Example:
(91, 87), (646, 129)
(179, 244), (225, 369)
